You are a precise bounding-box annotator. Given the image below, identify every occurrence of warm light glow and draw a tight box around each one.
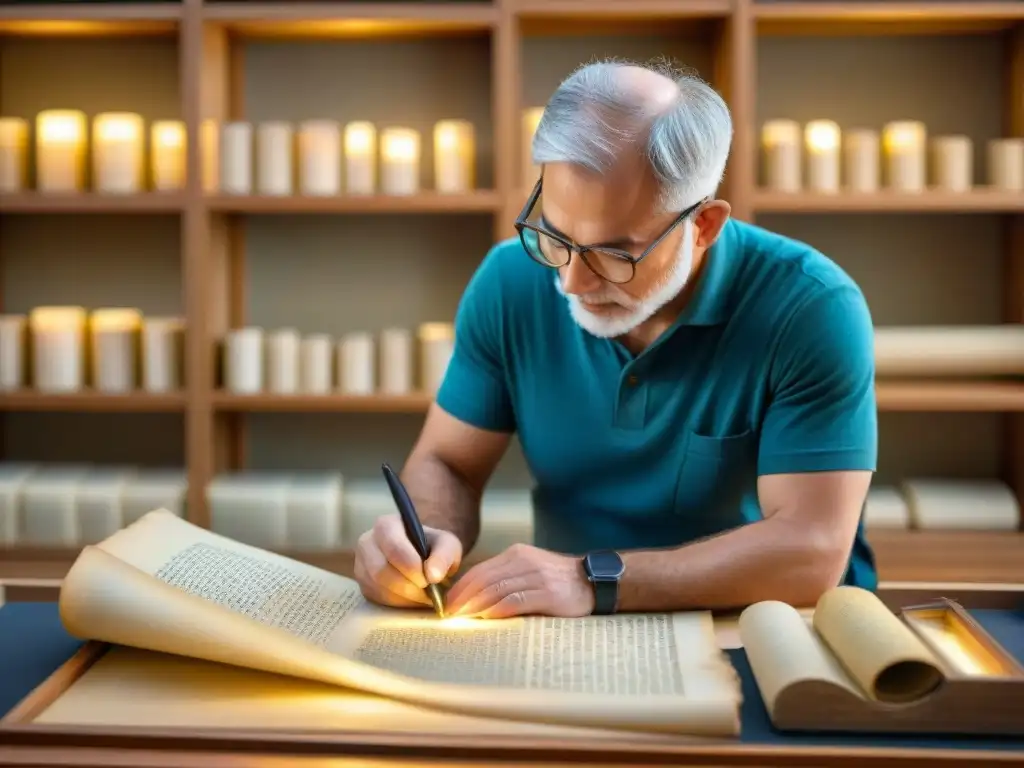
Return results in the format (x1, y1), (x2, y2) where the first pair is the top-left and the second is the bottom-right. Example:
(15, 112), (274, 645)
(152, 120), (184, 149)
(151, 120), (186, 191)
(804, 120), (840, 152)
(344, 121), (376, 157)
(433, 119), (474, 192)
(761, 119), (800, 147)
(94, 112), (143, 144)
(883, 120), (926, 151)
(0, 117), (27, 148)
(90, 308), (142, 332)
(523, 106), (544, 138)
(37, 109), (86, 145)
(0, 117), (29, 192)
(30, 306), (86, 332)
(371, 613), (518, 632)
(434, 119), (472, 152)
(381, 127), (419, 162)
(417, 321), (454, 343)
(201, 118), (219, 192)
(93, 112), (145, 193)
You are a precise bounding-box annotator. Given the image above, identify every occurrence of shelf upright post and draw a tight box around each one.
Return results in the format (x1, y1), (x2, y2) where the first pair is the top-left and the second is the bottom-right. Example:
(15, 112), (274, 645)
(493, 0), (521, 244)
(719, 0), (755, 223)
(181, 0), (216, 529)
(1004, 22), (1024, 530)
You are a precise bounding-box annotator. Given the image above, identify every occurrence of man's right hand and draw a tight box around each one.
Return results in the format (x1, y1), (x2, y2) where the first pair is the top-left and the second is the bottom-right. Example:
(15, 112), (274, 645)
(353, 514), (463, 608)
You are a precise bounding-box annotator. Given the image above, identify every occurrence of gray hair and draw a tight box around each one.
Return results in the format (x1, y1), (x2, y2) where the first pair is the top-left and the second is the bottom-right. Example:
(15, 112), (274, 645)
(531, 59), (732, 212)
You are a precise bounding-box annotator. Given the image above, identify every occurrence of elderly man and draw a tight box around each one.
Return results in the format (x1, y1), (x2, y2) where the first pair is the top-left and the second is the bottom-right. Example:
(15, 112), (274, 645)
(354, 60), (877, 619)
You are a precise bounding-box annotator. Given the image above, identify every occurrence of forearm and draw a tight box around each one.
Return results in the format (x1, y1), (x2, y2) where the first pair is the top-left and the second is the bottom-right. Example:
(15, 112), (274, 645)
(400, 452), (482, 553)
(617, 517), (848, 612)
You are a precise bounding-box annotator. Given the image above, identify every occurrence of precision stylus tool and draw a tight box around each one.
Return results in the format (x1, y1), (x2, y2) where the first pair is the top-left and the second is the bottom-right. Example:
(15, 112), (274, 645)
(381, 461), (446, 617)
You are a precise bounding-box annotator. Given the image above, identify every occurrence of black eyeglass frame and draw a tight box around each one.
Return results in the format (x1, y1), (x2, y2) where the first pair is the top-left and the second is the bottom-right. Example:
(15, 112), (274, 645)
(513, 177), (707, 284)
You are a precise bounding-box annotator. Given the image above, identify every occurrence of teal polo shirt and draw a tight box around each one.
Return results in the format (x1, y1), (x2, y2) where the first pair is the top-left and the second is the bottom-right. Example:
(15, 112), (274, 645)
(435, 219), (879, 590)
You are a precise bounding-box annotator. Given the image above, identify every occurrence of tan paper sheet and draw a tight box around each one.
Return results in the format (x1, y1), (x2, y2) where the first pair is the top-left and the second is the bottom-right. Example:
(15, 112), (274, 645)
(33, 646), (699, 744)
(56, 510), (741, 736)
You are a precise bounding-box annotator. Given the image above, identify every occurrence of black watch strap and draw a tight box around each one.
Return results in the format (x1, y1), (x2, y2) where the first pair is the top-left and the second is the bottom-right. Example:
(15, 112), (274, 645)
(591, 578), (618, 615)
(583, 550), (624, 616)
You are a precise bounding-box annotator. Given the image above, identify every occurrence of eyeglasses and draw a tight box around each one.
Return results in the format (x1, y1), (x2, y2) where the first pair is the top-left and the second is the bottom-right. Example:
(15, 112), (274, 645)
(513, 178), (706, 285)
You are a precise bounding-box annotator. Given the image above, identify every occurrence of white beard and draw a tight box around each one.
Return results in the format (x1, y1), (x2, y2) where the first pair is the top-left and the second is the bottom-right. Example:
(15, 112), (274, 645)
(555, 221), (695, 339)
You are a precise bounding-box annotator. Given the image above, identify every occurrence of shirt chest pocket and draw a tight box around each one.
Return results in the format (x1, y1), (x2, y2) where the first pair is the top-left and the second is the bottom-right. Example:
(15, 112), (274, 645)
(673, 429), (758, 528)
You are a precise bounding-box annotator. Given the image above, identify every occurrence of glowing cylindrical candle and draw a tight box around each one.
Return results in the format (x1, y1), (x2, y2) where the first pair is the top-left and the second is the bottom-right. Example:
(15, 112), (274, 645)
(35, 110), (87, 193)
(380, 127), (420, 195)
(344, 121), (376, 195)
(987, 138), (1024, 192)
(883, 121), (926, 192)
(141, 316), (183, 392)
(298, 120), (341, 196)
(0, 117), (28, 193)
(224, 327), (263, 393)
(90, 308), (141, 392)
(221, 121), (253, 195)
(433, 119), (474, 193)
(338, 332), (375, 394)
(932, 135), (972, 192)
(804, 120), (840, 193)
(418, 322), (454, 396)
(30, 306), (86, 392)
(522, 107), (544, 188)
(201, 118), (220, 193)
(0, 315), (26, 391)
(300, 333), (332, 394)
(380, 327), (412, 394)
(843, 129), (880, 193)
(151, 120), (186, 191)
(256, 121), (293, 196)
(93, 112), (144, 194)
(267, 328), (300, 394)
(761, 119), (801, 192)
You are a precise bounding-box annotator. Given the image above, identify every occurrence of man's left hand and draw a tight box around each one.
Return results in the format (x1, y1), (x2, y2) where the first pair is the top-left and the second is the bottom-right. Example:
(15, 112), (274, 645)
(443, 544), (595, 619)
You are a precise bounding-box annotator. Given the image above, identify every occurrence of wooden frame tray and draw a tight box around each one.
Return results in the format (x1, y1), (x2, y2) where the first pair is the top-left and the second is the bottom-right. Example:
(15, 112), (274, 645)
(0, 583), (1022, 768)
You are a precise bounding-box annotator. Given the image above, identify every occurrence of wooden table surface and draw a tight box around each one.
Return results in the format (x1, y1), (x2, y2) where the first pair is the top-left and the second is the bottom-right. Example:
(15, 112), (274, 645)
(0, 579), (1021, 768)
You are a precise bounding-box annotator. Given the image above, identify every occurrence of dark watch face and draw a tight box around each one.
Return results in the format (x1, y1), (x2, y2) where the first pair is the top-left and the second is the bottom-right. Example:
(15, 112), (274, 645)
(587, 550), (625, 580)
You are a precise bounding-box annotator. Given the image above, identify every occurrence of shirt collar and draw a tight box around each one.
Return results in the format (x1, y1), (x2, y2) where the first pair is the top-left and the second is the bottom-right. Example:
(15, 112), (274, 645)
(673, 218), (740, 327)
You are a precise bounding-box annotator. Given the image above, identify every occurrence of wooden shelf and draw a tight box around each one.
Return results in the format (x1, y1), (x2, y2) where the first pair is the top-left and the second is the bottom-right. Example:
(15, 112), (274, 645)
(0, 3), (180, 36)
(875, 381), (1024, 412)
(0, 391), (187, 413)
(3, 530), (1022, 584)
(212, 392), (433, 413)
(753, 189), (1024, 214)
(868, 530), (1024, 583)
(209, 385), (1024, 414)
(205, 192), (501, 215)
(1, 0), (1021, 555)
(755, 2), (1024, 36)
(204, 2), (497, 38)
(0, 193), (186, 214)
(512, 0), (731, 18)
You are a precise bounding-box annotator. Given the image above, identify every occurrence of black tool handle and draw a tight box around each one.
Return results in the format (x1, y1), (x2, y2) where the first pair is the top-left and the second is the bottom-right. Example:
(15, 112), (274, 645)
(381, 461), (432, 560)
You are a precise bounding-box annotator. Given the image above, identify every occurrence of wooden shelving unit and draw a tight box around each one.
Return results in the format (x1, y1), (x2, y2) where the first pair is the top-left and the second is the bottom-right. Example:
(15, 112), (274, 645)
(1, 0), (1022, 584)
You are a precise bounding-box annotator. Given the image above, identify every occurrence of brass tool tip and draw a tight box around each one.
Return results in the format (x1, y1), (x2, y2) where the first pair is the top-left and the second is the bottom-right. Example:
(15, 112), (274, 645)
(427, 583), (446, 618)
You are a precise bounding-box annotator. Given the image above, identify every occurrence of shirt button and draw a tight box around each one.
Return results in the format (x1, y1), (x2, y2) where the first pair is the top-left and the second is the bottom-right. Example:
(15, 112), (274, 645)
(627, 375), (639, 386)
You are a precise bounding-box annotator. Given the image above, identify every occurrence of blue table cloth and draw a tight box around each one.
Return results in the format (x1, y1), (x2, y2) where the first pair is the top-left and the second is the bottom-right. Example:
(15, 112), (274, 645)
(1, 602), (1022, 752)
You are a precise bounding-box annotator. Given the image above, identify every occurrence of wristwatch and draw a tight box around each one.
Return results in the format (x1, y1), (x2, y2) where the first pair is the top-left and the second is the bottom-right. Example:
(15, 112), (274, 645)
(582, 550), (625, 615)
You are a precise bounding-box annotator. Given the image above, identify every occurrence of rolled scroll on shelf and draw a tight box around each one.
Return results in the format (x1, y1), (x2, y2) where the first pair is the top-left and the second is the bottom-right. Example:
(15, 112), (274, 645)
(863, 486), (911, 529)
(901, 478), (1020, 531)
(863, 479), (1021, 531)
(207, 472), (344, 551)
(342, 479), (533, 556)
(0, 463), (187, 547)
(874, 325), (1024, 377)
